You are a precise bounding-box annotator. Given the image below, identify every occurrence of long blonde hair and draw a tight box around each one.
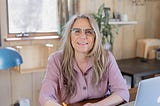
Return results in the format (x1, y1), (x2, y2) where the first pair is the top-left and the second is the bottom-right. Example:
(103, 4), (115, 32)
(60, 14), (108, 101)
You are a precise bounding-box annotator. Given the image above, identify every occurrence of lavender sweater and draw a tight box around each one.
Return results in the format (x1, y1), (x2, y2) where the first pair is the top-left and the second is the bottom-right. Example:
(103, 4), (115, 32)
(39, 51), (129, 106)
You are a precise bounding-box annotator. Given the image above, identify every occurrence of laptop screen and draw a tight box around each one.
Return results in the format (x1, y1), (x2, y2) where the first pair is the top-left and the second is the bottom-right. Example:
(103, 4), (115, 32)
(134, 76), (160, 106)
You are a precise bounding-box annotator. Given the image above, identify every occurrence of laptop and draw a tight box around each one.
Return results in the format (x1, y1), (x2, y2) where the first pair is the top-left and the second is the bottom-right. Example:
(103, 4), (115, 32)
(134, 76), (160, 106)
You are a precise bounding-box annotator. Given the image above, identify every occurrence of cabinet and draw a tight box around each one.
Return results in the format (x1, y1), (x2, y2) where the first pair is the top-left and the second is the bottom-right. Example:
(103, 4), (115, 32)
(13, 43), (59, 74)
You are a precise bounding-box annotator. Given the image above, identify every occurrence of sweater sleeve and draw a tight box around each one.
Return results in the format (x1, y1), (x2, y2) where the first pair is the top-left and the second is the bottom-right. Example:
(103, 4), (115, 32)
(39, 53), (61, 106)
(107, 51), (130, 102)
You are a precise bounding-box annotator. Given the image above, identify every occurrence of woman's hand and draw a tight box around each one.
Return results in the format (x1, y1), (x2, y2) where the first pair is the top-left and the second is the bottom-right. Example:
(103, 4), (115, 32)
(83, 94), (124, 106)
(44, 100), (62, 106)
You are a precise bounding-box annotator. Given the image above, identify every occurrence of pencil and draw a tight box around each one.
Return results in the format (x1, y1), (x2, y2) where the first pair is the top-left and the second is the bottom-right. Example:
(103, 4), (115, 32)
(62, 102), (67, 106)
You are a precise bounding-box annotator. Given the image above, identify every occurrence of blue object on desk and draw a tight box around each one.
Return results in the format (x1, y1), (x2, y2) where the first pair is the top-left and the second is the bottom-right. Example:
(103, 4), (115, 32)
(0, 47), (23, 70)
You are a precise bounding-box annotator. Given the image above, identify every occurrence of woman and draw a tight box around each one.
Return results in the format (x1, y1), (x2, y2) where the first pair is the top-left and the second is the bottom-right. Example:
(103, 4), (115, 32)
(39, 14), (129, 106)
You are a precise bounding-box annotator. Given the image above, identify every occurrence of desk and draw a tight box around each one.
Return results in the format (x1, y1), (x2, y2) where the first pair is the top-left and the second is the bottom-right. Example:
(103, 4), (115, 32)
(68, 98), (102, 106)
(68, 87), (138, 106)
(117, 58), (160, 88)
(68, 98), (133, 106)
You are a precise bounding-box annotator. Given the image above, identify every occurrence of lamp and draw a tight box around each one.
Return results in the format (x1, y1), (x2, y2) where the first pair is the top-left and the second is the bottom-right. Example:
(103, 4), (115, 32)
(0, 47), (23, 70)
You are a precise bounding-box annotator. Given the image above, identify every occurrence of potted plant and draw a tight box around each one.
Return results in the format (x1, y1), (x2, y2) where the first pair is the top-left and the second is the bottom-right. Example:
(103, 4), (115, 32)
(91, 4), (118, 51)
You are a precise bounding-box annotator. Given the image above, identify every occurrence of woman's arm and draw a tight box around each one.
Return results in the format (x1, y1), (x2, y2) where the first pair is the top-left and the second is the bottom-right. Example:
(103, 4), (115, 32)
(83, 94), (124, 106)
(107, 52), (129, 102)
(97, 94), (124, 106)
(39, 52), (62, 106)
(83, 52), (129, 106)
(44, 100), (62, 106)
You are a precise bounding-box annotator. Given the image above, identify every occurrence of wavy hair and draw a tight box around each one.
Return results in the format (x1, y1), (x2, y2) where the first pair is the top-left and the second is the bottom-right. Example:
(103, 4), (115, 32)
(60, 14), (108, 101)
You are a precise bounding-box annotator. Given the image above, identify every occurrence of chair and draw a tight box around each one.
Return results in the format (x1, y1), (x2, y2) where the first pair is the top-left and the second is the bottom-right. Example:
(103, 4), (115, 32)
(129, 87), (137, 102)
(136, 38), (160, 59)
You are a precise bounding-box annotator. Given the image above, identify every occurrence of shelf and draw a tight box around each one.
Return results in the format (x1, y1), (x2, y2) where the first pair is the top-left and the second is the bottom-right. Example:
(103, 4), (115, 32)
(5, 35), (60, 41)
(109, 21), (138, 25)
(19, 67), (46, 74)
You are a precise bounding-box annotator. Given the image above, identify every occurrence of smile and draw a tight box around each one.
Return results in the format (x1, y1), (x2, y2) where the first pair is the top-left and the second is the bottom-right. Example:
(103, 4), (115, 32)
(77, 42), (88, 45)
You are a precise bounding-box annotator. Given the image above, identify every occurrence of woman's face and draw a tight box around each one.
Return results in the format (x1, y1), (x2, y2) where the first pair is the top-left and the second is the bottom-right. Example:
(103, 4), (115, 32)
(70, 18), (95, 55)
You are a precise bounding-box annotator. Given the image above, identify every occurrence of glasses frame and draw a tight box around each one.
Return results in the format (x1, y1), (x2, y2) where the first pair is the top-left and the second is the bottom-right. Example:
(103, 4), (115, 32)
(70, 28), (95, 37)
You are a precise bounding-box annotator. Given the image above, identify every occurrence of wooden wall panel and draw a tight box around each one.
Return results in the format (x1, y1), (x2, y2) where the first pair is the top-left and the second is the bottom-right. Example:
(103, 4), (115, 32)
(32, 72), (45, 106)
(118, 0), (137, 59)
(112, 27), (123, 59)
(145, 1), (160, 38)
(79, 0), (160, 59)
(122, 25), (136, 59)
(11, 71), (33, 105)
(0, 71), (11, 106)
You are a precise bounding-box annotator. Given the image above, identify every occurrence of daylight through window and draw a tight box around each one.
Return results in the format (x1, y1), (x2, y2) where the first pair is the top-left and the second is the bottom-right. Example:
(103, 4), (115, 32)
(7, 0), (58, 34)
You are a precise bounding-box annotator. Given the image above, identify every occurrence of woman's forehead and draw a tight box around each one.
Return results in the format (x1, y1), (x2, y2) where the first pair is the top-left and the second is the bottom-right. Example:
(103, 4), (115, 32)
(72, 18), (92, 28)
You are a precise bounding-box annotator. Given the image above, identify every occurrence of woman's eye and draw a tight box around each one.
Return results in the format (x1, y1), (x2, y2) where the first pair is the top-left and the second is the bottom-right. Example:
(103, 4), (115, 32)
(86, 30), (94, 35)
(71, 28), (81, 34)
(86, 31), (92, 34)
(74, 30), (81, 33)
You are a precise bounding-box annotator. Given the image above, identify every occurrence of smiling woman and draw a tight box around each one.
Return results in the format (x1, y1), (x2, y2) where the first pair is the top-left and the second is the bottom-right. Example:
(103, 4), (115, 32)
(39, 14), (129, 106)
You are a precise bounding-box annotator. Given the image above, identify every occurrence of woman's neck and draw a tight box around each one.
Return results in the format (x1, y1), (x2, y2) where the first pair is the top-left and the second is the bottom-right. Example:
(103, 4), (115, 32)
(74, 52), (90, 73)
(75, 52), (89, 63)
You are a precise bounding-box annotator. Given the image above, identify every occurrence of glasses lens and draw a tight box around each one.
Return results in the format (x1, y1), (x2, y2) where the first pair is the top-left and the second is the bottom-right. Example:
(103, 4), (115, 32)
(70, 28), (81, 35)
(85, 29), (95, 36)
(71, 28), (95, 36)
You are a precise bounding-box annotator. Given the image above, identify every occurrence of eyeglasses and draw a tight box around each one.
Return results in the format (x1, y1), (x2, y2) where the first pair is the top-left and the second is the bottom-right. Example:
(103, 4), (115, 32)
(70, 28), (95, 37)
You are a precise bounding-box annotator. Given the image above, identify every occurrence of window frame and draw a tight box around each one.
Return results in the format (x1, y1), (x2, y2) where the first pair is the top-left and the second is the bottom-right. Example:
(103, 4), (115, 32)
(6, 0), (59, 39)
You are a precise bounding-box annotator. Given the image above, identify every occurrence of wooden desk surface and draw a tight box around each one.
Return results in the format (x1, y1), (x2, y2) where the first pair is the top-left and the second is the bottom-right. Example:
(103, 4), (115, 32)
(67, 87), (138, 106)
(67, 95), (133, 106)
(68, 98), (103, 106)
(68, 98), (130, 106)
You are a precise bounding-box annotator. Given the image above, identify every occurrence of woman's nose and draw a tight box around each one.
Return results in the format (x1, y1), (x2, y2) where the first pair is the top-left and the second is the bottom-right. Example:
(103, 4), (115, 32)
(80, 30), (87, 38)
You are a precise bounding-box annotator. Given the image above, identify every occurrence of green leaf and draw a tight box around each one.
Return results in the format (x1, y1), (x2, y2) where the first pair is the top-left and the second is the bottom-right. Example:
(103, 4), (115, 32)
(91, 3), (119, 50)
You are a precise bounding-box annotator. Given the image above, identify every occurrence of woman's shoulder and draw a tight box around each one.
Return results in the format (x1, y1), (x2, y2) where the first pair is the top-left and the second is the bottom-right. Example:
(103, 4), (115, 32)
(103, 49), (113, 57)
(103, 49), (115, 61)
(107, 50), (113, 56)
(48, 50), (63, 61)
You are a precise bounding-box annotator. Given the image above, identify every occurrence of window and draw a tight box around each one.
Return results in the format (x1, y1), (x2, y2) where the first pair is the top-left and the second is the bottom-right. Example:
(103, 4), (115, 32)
(7, 0), (58, 35)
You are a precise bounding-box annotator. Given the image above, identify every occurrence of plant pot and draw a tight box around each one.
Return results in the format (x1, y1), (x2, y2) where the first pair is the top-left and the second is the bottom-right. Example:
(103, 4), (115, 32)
(103, 42), (111, 50)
